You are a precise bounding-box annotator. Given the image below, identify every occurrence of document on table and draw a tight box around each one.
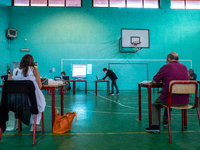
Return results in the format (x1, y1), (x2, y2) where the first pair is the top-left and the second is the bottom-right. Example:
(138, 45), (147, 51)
(140, 81), (152, 84)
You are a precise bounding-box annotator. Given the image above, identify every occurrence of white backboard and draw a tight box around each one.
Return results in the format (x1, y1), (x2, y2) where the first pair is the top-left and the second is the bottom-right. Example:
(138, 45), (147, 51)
(121, 29), (149, 48)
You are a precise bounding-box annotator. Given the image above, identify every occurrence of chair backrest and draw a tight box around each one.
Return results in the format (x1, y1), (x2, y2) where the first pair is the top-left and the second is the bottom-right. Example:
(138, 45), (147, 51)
(2, 80), (38, 113)
(169, 80), (197, 94)
(0, 80), (38, 132)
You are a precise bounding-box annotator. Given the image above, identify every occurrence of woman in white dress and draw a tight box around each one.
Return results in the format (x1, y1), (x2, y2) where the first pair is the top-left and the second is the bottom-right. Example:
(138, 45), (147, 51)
(8, 54), (46, 131)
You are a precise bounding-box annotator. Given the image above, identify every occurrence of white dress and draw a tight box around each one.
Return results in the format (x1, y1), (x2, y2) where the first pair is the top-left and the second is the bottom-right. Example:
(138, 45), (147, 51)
(12, 67), (46, 113)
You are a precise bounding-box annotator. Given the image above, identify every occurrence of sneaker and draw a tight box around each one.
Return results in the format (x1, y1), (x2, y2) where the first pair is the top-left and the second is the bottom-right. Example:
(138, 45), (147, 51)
(110, 93), (114, 95)
(145, 125), (159, 132)
(163, 121), (168, 126)
(115, 93), (120, 95)
(30, 125), (41, 132)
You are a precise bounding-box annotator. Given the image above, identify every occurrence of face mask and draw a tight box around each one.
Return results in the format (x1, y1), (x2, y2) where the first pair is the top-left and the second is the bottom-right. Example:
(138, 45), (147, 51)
(61, 75), (64, 76)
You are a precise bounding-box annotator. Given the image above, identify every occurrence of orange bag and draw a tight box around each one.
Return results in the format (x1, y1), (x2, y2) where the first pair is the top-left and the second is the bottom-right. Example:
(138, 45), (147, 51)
(53, 109), (77, 134)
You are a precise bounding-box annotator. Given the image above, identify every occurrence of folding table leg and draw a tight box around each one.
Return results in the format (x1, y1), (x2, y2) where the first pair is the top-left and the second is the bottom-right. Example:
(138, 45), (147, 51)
(147, 86), (152, 127)
(95, 82), (97, 96)
(85, 81), (87, 95)
(61, 86), (64, 115)
(138, 84), (142, 120)
(51, 88), (55, 128)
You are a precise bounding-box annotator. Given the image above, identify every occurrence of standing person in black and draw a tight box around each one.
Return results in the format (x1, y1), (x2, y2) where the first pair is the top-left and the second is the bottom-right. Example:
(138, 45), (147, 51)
(102, 68), (119, 95)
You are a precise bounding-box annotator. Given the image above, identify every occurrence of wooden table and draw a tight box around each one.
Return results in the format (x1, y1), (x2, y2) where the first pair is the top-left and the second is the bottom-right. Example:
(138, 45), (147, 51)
(95, 80), (110, 95)
(66, 80), (87, 95)
(42, 84), (64, 129)
(138, 82), (162, 127)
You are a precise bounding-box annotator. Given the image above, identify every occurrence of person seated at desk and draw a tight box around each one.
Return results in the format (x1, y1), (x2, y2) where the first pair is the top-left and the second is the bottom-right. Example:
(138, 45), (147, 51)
(8, 54), (46, 132)
(189, 69), (197, 80)
(61, 71), (71, 93)
(102, 68), (119, 95)
(146, 52), (190, 132)
(1, 70), (11, 83)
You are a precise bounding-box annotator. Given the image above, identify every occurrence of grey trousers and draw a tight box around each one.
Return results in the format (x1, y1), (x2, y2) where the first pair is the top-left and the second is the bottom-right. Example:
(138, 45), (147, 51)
(152, 97), (186, 125)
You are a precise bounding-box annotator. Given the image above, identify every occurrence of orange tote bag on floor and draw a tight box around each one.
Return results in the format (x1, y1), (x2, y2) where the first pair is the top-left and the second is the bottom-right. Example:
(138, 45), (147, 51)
(53, 109), (77, 134)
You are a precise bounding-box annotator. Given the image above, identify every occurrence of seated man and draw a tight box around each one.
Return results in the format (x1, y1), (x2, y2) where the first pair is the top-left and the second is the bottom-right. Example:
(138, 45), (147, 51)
(189, 69), (197, 80)
(1, 70), (11, 83)
(146, 52), (190, 132)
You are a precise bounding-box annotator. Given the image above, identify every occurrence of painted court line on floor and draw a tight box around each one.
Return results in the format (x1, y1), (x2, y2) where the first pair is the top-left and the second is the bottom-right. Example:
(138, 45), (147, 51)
(45, 105), (200, 116)
(2, 130), (199, 136)
(89, 91), (146, 110)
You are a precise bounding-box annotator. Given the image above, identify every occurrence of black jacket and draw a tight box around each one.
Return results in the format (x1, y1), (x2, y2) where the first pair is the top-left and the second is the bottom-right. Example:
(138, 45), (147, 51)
(0, 80), (38, 132)
(103, 70), (118, 81)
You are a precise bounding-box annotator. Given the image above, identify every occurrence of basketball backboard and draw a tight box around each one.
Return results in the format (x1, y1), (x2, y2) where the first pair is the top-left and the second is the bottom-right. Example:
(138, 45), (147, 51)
(121, 29), (149, 48)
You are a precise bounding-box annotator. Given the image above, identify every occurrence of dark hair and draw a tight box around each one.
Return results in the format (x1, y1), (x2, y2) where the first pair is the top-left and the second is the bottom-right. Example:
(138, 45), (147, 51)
(189, 69), (194, 73)
(103, 68), (107, 71)
(167, 54), (179, 60)
(61, 71), (66, 76)
(20, 54), (34, 77)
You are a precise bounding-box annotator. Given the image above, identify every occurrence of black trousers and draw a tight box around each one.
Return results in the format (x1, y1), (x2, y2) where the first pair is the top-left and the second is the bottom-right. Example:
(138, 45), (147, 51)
(111, 79), (119, 93)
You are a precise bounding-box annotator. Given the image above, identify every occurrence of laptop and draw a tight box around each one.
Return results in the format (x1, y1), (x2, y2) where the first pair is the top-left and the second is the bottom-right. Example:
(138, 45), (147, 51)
(96, 76), (102, 80)
(63, 76), (69, 80)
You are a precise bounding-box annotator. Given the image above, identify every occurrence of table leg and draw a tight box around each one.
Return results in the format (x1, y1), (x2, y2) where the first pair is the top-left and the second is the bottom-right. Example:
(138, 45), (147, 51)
(199, 83), (200, 97)
(73, 81), (75, 95)
(138, 84), (141, 120)
(61, 86), (64, 115)
(85, 81), (87, 95)
(148, 86), (152, 127)
(107, 82), (110, 95)
(184, 109), (187, 127)
(51, 88), (55, 129)
(95, 82), (97, 96)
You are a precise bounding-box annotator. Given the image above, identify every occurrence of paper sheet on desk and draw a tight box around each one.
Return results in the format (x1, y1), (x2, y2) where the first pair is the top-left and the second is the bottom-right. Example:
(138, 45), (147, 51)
(140, 81), (152, 84)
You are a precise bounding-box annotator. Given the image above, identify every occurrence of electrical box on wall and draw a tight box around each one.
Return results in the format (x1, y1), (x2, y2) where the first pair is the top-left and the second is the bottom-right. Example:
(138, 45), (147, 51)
(7, 28), (17, 39)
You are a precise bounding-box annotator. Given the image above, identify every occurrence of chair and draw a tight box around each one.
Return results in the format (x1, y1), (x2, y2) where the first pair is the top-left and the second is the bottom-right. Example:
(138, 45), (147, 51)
(159, 80), (200, 143)
(0, 80), (44, 145)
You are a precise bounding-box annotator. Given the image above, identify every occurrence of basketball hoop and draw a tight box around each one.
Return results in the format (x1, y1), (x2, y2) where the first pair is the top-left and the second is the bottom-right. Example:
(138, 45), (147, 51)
(132, 42), (141, 46)
(132, 42), (141, 52)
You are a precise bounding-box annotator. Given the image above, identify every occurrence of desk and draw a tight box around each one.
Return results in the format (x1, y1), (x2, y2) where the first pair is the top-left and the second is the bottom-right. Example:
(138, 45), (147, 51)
(138, 82), (162, 127)
(42, 84), (64, 129)
(66, 80), (87, 95)
(95, 80), (110, 95)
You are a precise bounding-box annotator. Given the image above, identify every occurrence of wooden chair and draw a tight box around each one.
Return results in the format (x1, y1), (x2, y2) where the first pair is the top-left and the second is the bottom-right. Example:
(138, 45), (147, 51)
(158, 80), (200, 143)
(0, 80), (44, 145)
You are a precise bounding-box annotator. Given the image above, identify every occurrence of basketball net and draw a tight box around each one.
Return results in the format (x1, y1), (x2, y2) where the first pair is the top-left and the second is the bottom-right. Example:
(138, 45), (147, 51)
(133, 42), (141, 52)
